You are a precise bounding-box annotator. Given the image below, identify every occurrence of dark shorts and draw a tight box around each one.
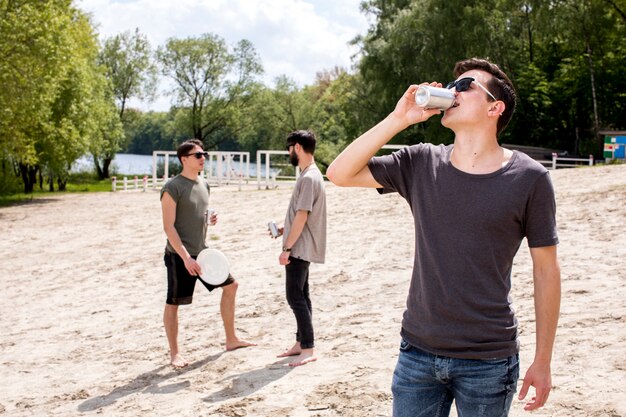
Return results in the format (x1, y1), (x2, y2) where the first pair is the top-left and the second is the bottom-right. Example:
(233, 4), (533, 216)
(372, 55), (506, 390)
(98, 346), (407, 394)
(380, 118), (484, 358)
(164, 251), (235, 305)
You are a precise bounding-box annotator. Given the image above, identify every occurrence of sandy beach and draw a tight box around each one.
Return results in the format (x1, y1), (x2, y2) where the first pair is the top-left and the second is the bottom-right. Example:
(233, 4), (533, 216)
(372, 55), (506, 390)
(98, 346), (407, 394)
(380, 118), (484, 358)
(0, 163), (624, 417)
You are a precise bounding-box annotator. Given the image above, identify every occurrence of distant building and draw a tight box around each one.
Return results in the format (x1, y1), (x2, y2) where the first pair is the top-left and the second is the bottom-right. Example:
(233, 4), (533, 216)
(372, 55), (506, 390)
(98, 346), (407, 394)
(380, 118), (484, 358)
(599, 131), (626, 161)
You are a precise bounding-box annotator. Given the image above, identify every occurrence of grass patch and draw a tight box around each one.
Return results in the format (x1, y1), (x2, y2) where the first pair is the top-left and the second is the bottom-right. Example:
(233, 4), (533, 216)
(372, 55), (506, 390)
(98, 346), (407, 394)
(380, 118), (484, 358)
(0, 174), (114, 207)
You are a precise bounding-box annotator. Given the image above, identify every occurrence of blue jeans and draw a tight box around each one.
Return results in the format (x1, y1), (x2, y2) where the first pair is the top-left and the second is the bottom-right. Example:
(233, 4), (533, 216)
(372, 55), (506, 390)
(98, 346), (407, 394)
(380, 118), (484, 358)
(392, 339), (519, 417)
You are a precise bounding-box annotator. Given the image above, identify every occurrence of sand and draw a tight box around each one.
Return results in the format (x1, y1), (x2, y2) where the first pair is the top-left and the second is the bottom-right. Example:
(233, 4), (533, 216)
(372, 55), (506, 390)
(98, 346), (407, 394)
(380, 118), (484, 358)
(0, 163), (624, 417)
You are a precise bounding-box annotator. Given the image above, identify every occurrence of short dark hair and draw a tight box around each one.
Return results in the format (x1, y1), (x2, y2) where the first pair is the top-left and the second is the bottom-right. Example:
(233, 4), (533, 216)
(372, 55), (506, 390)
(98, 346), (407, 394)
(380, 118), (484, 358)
(453, 58), (516, 137)
(286, 130), (317, 154)
(176, 139), (204, 163)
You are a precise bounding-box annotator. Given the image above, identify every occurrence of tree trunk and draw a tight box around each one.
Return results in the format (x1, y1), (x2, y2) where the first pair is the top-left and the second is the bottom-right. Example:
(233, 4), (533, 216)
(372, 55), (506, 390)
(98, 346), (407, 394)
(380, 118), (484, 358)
(93, 154), (105, 180)
(19, 163), (38, 193)
(102, 157), (112, 178)
(585, 41), (601, 155)
(57, 178), (67, 191)
(523, 5), (534, 62)
(48, 176), (54, 192)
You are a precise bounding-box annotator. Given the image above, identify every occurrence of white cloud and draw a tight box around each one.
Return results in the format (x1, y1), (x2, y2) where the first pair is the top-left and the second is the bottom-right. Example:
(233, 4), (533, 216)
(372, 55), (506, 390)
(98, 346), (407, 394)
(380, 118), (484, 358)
(77, 0), (370, 111)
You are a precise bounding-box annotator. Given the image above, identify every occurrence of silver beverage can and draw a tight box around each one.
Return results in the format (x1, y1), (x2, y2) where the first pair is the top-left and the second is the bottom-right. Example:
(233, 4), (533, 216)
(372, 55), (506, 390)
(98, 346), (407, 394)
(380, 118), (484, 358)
(414, 86), (455, 110)
(206, 208), (215, 225)
(268, 221), (279, 238)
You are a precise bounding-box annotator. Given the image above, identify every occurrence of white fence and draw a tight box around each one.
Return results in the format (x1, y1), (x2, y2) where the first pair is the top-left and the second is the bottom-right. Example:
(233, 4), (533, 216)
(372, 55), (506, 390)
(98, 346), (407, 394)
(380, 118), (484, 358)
(149, 150), (252, 189)
(256, 150), (301, 190)
(111, 175), (163, 192)
(206, 151), (250, 186)
(115, 145), (592, 192)
(539, 153), (594, 169)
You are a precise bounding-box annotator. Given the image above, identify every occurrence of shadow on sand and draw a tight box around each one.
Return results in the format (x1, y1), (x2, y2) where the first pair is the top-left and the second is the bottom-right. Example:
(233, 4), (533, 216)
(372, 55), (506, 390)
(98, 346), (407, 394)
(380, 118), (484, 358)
(203, 358), (294, 403)
(77, 351), (224, 412)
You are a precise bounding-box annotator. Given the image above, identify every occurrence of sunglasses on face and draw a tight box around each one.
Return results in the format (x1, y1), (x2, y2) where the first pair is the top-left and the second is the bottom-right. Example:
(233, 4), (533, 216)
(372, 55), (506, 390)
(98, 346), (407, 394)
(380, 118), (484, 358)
(446, 77), (497, 102)
(185, 151), (209, 159)
(286, 143), (294, 151)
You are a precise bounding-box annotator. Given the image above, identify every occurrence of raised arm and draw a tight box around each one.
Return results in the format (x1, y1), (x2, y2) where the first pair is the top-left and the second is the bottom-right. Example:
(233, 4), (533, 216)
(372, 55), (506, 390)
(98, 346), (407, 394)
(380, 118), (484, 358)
(326, 84), (441, 187)
(519, 245), (561, 411)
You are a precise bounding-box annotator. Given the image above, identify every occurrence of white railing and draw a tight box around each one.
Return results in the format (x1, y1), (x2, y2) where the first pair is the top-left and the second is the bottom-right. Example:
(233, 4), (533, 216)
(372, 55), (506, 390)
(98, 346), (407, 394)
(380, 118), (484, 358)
(150, 150), (251, 189)
(152, 151), (177, 189)
(254, 144), (407, 190)
(550, 153), (594, 169)
(205, 151), (250, 186)
(256, 150), (301, 190)
(111, 175), (167, 192)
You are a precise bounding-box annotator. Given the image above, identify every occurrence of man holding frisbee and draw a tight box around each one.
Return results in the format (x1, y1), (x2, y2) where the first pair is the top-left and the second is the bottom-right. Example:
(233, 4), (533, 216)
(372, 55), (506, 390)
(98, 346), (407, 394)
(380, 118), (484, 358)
(327, 58), (561, 415)
(160, 139), (254, 368)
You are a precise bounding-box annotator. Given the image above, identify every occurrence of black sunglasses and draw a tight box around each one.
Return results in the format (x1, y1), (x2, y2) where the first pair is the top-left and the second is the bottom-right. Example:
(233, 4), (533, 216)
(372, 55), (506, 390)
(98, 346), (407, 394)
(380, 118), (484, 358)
(185, 151), (209, 159)
(445, 77), (497, 102)
(285, 143), (295, 151)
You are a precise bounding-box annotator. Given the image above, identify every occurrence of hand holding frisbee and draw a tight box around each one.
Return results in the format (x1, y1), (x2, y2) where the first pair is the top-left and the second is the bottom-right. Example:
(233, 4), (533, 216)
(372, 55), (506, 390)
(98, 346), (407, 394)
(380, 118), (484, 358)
(196, 248), (230, 285)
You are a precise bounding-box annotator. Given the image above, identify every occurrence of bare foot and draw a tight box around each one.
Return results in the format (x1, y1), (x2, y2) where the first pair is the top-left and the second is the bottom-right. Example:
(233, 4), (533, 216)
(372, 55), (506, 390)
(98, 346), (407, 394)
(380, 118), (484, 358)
(276, 342), (301, 358)
(170, 353), (189, 368)
(226, 338), (257, 351)
(289, 348), (316, 367)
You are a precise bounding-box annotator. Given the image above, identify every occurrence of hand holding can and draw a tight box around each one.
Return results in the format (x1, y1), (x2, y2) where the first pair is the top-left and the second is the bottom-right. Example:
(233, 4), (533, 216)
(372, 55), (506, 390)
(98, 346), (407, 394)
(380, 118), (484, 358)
(268, 221), (279, 238)
(414, 85), (455, 110)
(206, 208), (216, 226)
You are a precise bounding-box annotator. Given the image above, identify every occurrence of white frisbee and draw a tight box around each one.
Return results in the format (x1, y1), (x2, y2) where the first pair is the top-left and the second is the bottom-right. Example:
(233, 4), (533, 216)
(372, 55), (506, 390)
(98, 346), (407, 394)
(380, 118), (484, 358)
(196, 248), (230, 285)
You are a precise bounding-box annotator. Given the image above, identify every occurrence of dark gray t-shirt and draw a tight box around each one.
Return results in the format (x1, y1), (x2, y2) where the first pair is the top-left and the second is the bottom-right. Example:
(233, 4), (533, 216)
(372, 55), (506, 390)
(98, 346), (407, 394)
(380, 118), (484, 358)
(160, 175), (210, 256)
(368, 143), (558, 359)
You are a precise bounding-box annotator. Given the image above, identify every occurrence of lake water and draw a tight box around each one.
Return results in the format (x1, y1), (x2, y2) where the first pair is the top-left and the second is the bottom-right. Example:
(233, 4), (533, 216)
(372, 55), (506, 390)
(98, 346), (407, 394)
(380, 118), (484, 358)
(72, 153), (155, 175)
(72, 153), (279, 177)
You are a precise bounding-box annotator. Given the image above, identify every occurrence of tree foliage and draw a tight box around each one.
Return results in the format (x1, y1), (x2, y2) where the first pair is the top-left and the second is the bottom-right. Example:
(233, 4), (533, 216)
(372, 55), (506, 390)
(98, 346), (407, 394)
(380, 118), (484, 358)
(157, 34), (263, 149)
(0, 0), (122, 193)
(355, 0), (625, 154)
(95, 28), (156, 178)
(2, 0), (624, 195)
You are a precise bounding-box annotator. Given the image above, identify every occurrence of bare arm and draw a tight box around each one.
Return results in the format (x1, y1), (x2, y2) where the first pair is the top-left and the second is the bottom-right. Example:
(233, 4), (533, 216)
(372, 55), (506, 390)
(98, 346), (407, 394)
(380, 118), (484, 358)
(326, 84), (441, 187)
(279, 210), (308, 265)
(161, 191), (202, 276)
(519, 245), (561, 411)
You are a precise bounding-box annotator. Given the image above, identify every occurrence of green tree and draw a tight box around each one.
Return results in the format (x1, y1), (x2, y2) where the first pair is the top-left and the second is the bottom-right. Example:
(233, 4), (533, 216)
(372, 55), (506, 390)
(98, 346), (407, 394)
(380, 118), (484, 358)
(40, 12), (120, 191)
(97, 28), (157, 178)
(353, 0), (625, 157)
(356, 0), (527, 145)
(513, 0), (626, 155)
(157, 34), (263, 148)
(0, 0), (75, 191)
(0, 0), (122, 192)
(123, 109), (186, 154)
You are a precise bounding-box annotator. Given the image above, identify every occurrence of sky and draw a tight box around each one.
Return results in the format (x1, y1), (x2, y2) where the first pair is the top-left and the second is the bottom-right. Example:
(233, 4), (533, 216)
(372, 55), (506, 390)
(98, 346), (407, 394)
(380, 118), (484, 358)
(76, 0), (372, 112)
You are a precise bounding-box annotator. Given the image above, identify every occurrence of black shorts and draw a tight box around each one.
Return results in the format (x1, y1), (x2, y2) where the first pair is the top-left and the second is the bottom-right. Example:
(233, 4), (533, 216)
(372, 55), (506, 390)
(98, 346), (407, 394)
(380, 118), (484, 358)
(164, 251), (235, 305)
